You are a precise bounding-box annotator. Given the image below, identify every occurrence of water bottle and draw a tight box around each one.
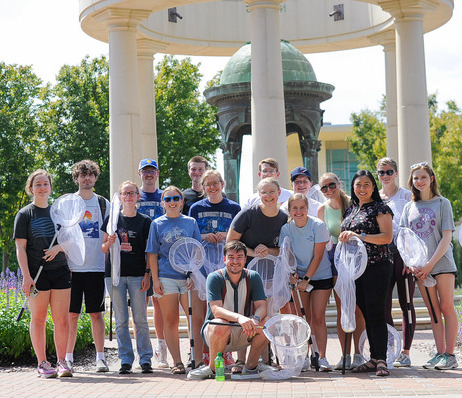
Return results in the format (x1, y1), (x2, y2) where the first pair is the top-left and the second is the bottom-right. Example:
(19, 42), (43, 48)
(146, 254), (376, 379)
(215, 352), (225, 381)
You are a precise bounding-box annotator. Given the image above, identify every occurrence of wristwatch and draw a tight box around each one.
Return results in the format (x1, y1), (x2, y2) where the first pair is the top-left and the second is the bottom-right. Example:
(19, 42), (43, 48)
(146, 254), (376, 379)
(303, 276), (311, 283)
(144, 269), (152, 276)
(360, 232), (366, 241)
(251, 315), (261, 322)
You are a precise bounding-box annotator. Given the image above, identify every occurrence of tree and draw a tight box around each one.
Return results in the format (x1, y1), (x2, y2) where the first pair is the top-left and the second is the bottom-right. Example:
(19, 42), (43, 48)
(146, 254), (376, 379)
(155, 56), (221, 188)
(39, 56), (110, 198)
(0, 63), (44, 272)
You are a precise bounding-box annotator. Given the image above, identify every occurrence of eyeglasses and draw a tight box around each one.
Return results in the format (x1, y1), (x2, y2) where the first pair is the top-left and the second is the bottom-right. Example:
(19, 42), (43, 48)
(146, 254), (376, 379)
(259, 190), (278, 197)
(121, 191), (137, 197)
(141, 169), (157, 175)
(377, 170), (395, 177)
(204, 181), (221, 188)
(293, 179), (309, 186)
(163, 195), (181, 203)
(320, 182), (337, 193)
(410, 162), (428, 170)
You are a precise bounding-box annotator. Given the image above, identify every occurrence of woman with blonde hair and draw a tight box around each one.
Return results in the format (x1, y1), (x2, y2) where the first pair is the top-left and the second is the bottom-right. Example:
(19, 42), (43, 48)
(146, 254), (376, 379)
(401, 162), (458, 370)
(146, 186), (201, 374)
(317, 172), (366, 371)
(102, 181), (153, 374)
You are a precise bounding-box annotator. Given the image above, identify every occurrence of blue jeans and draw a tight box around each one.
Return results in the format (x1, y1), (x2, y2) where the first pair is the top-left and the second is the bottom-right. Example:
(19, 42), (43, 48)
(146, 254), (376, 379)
(106, 277), (153, 366)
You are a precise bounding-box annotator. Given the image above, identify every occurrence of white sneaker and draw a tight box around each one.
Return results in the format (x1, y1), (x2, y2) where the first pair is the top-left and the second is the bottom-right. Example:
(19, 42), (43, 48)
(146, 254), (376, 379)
(318, 357), (332, 372)
(155, 343), (169, 368)
(231, 362), (278, 380)
(187, 364), (215, 380)
(96, 359), (110, 372)
(334, 355), (351, 370)
(301, 356), (310, 372)
(393, 352), (411, 368)
(350, 353), (366, 370)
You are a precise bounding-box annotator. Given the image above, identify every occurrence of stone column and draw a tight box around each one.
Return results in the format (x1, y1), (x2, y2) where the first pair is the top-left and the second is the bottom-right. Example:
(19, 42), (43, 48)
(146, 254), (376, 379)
(379, 0), (437, 186)
(221, 141), (242, 203)
(370, 29), (399, 162)
(97, 8), (151, 194)
(137, 38), (168, 175)
(245, 0), (289, 188)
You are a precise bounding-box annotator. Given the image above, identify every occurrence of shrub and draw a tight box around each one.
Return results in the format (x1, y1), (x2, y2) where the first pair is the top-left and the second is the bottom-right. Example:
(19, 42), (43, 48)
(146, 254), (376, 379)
(0, 269), (99, 361)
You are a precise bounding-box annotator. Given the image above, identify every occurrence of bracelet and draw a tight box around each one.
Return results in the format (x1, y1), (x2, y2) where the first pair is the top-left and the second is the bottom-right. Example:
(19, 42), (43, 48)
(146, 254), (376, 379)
(360, 232), (366, 241)
(251, 315), (261, 322)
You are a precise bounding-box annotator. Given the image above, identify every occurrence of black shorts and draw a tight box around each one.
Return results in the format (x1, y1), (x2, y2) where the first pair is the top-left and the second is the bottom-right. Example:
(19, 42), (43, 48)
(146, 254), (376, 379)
(328, 245), (338, 277)
(32, 265), (71, 291)
(311, 277), (334, 291)
(69, 272), (106, 313)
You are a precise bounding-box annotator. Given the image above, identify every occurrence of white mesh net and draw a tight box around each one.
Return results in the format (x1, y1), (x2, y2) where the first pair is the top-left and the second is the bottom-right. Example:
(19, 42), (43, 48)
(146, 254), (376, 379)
(359, 324), (402, 368)
(260, 314), (311, 380)
(202, 241), (225, 275)
(108, 192), (121, 286)
(334, 237), (367, 333)
(272, 237), (297, 312)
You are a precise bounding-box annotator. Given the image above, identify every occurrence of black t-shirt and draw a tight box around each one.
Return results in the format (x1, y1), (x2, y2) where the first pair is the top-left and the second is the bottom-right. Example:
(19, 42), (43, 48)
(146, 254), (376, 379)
(102, 212), (152, 277)
(230, 204), (288, 263)
(13, 203), (68, 272)
(182, 188), (204, 215)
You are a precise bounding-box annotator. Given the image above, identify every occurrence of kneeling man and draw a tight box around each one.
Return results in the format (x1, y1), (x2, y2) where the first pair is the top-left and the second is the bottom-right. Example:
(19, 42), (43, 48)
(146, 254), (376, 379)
(188, 240), (269, 379)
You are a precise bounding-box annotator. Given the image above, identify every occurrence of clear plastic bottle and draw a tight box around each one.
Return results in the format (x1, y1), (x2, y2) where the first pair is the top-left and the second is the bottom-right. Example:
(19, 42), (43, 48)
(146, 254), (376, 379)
(215, 352), (225, 381)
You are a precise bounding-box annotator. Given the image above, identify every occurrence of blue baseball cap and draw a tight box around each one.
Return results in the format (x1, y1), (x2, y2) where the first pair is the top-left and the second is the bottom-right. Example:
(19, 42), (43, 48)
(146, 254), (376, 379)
(290, 167), (311, 182)
(138, 158), (158, 170)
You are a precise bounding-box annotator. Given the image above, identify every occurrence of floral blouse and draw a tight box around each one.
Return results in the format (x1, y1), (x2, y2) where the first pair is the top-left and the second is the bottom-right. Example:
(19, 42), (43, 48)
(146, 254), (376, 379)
(341, 201), (393, 265)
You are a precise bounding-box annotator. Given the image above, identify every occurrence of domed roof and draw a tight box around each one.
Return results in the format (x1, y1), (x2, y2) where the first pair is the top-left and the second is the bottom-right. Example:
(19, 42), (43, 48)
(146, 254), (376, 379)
(220, 40), (317, 85)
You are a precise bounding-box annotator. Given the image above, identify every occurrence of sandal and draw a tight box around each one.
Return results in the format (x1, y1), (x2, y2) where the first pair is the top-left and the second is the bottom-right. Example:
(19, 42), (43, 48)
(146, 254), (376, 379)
(375, 359), (390, 377)
(231, 359), (245, 374)
(351, 359), (377, 373)
(172, 362), (185, 374)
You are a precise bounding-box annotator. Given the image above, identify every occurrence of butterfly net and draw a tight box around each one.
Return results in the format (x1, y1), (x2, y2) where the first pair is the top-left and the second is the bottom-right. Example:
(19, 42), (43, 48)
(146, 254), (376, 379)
(359, 324), (402, 368)
(397, 227), (435, 287)
(202, 241), (225, 275)
(107, 192), (121, 286)
(334, 237), (367, 332)
(272, 237), (297, 313)
(259, 314), (311, 380)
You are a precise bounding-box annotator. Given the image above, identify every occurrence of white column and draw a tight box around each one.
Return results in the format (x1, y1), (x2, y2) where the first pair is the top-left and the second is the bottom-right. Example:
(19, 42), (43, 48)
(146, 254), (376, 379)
(98, 9), (151, 195)
(245, 0), (289, 189)
(370, 30), (398, 163)
(380, 0), (437, 187)
(136, 39), (168, 170)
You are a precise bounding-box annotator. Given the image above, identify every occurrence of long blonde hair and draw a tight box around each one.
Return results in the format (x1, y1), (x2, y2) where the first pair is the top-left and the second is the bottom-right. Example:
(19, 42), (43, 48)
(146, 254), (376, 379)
(319, 172), (350, 219)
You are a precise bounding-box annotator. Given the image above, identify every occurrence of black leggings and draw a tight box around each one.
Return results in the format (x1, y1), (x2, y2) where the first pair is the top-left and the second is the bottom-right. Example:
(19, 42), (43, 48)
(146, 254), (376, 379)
(356, 260), (393, 361)
(385, 252), (416, 350)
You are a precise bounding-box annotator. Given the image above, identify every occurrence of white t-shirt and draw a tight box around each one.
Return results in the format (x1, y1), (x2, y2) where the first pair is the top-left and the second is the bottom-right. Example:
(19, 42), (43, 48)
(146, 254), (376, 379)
(243, 187), (293, 209)
(382, 187), (411, 240)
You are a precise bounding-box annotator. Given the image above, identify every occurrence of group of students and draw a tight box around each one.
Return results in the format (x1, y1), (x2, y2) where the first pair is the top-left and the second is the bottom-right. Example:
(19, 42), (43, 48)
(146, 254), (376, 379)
(14, 155), (458, 379)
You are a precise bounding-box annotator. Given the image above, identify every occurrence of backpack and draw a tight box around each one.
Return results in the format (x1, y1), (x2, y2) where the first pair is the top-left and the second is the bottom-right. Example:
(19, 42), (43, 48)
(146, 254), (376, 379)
(96, 194), (107, 218)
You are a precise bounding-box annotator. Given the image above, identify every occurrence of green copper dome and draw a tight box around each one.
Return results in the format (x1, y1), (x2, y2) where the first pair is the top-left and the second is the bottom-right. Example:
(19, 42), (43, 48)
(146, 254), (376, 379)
(220, 40), (317, 85)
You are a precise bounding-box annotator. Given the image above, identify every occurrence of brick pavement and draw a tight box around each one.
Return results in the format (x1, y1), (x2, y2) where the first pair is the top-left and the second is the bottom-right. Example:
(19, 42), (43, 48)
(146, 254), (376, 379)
(1, 330), (462, 397)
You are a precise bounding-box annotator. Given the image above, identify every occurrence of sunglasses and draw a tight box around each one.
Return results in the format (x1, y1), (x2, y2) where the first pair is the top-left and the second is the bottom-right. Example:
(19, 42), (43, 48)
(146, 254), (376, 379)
(320, 182), (337, 193)
(377, 169), (395, 176)
(163, 195), (181, 203)
(410, 161), (428, 170)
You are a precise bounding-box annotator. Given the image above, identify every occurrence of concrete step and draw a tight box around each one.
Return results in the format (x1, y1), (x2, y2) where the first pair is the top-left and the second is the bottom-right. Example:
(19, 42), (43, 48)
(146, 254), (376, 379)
(112, 295), (461, 338)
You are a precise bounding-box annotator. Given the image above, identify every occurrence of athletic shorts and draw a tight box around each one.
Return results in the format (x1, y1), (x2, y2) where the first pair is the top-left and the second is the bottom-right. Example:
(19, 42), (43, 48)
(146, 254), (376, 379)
(328, 245), (338, 277)
(31, 265), (71, 291)
(147, 276), (154, 297)
(202, 321), (252, 352)
(310, 277), (334, 291)
(152, 277), (187, 298)
(69, 272), (105, 313)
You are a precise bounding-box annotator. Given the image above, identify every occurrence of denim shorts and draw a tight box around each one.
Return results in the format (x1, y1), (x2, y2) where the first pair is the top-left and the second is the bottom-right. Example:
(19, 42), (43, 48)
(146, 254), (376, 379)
(153, 277), (187, 298)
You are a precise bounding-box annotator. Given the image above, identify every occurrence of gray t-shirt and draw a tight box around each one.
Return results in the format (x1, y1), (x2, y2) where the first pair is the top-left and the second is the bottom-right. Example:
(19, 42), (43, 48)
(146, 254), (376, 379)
(400, 196), (456, 275)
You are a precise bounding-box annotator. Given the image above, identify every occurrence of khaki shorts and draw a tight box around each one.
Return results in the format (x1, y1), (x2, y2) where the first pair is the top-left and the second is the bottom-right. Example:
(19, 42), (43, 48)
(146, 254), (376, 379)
(202, 322), (252, 352)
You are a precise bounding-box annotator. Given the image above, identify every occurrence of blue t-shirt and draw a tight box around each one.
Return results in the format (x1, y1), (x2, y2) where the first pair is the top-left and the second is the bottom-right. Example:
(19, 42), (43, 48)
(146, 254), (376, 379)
(189, 197), (241, 234)
(279, 218), (332, 280)
(138, 189), (164, 220)
(146, 214), (201, 280)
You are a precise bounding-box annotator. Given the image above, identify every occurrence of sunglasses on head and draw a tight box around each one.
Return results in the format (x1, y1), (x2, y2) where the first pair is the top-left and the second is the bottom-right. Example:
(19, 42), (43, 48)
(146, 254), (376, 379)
(163, 195), (181, 203)
(377, 169), (395, 176)
(320, 182), (337, 193)
(410, 161), (428, 170)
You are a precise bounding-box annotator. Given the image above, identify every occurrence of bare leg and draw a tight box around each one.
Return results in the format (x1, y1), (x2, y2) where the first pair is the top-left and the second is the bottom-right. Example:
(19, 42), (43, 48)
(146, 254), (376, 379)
(158, 293), (182, 364)
(353, 306), (366, 354)
(435, 274), (457, 354)
(49, 288), (71, 360)
(66, 312), (80, 354)
(310, 289), (332, 358)
(29, 290), (52, 364)
(89, 312), (106, 353)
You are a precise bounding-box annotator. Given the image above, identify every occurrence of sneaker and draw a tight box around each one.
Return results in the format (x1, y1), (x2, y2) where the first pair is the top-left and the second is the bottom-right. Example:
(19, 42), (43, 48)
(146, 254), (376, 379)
(96, 359), (109, 373)
(119, 363), (132, 374)
(187, 364), (215, 380)
(350, 353), (366, 370)
(394, 352), (411, 368)
(318, 357), (332, 372)
(223, 352), (235, 369)
(141, 363), (154, 374)
(334, 355), (351, 370)
(301, 356), (310, 372)
(435, 353), (458, 370)
(423, 353), (444, 369)
(155, 345), (169, 368)
(37, 361), (58, 379)
(65, 359), (74, 373)
(57, 361), (73, 377)
(231, 362), (278, 380)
